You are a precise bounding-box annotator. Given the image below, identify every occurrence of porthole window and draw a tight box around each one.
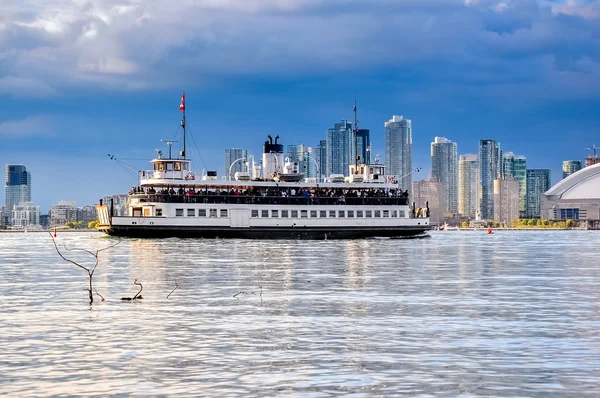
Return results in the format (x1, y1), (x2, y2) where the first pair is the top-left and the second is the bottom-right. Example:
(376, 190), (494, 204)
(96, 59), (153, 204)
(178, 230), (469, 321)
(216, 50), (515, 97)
(199, 209), (207, 217)
(176, 209), (184, 217)
(187, 209), (195, 217)
(357, 210), (363, 217)
(251, 210), (258, 218)
(220, 209), (228, 217)
(310, 210), (317, 218)
(320, 210), (327, 218)
(261, 210), (269, 218)
(282, 210), (289, 218)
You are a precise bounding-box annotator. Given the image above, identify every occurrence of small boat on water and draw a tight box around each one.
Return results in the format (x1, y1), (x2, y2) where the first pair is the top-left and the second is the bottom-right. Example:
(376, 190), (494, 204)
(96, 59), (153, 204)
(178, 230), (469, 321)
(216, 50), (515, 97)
(96, 93), (431, 239)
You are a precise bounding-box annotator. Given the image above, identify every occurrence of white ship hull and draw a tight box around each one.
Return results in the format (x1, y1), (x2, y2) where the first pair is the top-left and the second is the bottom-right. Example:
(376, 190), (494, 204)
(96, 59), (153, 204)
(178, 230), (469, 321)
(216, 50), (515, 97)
(98, 202), (430, 239)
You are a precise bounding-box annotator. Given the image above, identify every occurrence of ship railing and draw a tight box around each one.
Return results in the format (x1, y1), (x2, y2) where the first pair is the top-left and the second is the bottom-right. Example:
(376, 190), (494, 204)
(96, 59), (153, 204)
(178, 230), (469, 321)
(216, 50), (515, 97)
(130, 194), (409, 206)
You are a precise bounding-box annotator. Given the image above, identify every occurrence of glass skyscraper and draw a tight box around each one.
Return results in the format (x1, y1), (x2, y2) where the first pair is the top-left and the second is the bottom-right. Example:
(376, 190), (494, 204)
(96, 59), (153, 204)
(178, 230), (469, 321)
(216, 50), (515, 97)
(356, 129), (371, 165)
(431, 136), (458, 214)
(224, 148), (249, 180)
(502, 152), (527, 218)
(526, 169), (551, 219)
(5, 164), (31, 226)
(562, 160), (582, 179)
(326, 120), (354, 176)
(479, 140), (501, 219)
(316, 139), (327, 180)
(286, 144), (317, 179)
(385, 115), (412, 193)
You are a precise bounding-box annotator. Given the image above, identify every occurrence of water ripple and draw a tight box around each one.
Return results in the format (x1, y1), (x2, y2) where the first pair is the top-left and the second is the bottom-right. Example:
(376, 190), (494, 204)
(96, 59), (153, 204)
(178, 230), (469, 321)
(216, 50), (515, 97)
(1, 231), (600, 396)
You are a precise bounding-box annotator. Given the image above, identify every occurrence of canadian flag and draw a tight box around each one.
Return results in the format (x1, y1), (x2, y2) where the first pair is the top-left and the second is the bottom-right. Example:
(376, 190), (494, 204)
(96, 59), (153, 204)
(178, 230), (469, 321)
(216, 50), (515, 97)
(179, 93), (185, 111)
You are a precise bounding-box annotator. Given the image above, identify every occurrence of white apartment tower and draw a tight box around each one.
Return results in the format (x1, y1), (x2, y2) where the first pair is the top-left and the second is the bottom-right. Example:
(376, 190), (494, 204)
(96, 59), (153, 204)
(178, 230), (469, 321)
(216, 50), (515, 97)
(431, 137), (458, 214)
(385, 115), (412, 193)
(458, 154), (480, 218)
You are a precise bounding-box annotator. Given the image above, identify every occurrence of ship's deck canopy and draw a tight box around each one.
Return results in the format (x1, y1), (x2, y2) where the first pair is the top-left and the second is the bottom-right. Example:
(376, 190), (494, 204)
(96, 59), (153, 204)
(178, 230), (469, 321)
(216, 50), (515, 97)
(140, 178), (400, 190)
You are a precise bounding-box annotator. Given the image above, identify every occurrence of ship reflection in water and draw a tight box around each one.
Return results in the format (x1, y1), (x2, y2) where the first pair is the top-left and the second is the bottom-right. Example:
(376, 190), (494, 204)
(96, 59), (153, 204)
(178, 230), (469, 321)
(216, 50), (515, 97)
(1, 231), (600, 396)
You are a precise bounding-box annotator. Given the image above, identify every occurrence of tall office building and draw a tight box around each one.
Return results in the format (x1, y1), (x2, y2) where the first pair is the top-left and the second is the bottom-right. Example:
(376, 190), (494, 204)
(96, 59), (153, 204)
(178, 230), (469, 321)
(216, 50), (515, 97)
(494, 178), (520, 225)
(225, 148), (249, 180)
(316, 139), (327, 180)
(326, 120), (355, 176)
(458, 154), (480, 218)
(431, 137), (458, 214)
(413, 178), (445, 223)
(356, 129), (371, 165)
(502, 152), (527, 218)
(479, 140), (501, 219)
(562, 160), (582, 179)
(287, 144), (317, 179)
(525, 169), (551, 219)
(385, 115), (413, 193)
(5, 165), (32, 225)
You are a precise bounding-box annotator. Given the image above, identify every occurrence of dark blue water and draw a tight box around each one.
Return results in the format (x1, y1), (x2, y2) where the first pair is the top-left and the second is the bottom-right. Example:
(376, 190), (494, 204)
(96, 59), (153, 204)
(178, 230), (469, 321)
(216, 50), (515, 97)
(1, 231), (599, 396)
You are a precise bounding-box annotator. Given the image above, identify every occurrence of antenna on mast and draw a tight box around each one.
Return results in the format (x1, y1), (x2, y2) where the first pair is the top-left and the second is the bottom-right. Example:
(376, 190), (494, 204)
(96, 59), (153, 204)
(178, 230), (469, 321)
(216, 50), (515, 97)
(161, 140), (178, 159)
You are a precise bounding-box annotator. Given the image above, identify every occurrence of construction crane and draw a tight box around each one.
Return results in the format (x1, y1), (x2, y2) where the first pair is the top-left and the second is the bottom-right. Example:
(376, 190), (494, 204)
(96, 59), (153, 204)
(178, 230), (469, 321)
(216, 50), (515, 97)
(585, 144), (598, 157)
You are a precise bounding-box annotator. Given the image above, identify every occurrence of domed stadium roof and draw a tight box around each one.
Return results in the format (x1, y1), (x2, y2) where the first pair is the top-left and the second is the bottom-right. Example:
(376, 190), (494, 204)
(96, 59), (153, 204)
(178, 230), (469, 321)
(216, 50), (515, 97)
(545, 163), (600, 200)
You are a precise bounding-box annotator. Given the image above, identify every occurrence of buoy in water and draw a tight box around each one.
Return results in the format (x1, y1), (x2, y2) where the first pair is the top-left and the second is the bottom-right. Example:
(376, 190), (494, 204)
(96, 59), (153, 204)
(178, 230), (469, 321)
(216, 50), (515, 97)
(53, 228), (57, 238)
(487, 227), (494, 235)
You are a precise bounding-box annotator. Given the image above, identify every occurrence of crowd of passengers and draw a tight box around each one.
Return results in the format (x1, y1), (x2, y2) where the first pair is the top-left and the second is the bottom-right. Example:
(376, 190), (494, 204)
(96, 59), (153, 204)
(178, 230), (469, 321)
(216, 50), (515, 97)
(130, 185), (410, 198)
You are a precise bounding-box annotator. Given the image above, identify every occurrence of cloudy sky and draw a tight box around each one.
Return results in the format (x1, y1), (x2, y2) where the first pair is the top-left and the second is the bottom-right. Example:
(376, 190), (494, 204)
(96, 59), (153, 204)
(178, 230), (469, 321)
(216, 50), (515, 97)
(1, 0), (599, 211)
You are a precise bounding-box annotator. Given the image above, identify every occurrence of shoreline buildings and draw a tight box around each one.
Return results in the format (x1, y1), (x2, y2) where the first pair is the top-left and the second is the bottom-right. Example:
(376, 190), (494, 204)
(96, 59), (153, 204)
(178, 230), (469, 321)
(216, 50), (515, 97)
(431, 137), (458, 214)
(458, 154), (480, 219)
(502, 152), (527, 218)
(542, 163), (600, 220)
(326, 120), (355, 176)
(562, 160), (582, 179)
(479, 140), (502, 220)
(385, 115), (413, 194)
(494, 178), (519, 225)
(5, 165), (32, 226)
(525, 169), (551, 219)
(413, 178), (444, 223)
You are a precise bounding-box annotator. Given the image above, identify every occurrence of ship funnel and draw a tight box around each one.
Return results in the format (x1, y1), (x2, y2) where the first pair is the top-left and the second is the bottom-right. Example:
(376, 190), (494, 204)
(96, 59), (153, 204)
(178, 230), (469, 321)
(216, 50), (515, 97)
(262, 135), (284, 180)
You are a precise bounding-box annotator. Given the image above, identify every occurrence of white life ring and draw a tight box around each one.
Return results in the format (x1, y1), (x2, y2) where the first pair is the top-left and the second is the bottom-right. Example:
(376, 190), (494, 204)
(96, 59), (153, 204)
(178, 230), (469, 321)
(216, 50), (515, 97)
(185, 172), (195, 180)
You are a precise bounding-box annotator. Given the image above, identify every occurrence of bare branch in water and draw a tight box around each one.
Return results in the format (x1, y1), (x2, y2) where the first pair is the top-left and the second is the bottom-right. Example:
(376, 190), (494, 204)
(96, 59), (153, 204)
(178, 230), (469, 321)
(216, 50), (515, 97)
(133, 279), (143, 300)
(122, 279), (144, 301)
(167, 278), (179, 299)
(48, 232), (121, 305)
(94, 288), (105, 302)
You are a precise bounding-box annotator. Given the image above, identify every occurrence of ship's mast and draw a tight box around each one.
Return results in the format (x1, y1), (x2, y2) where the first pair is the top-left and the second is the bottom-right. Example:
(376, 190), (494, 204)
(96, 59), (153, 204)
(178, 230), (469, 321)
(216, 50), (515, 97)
(180, 91), (186, 159)
(353, 94), (359, 174)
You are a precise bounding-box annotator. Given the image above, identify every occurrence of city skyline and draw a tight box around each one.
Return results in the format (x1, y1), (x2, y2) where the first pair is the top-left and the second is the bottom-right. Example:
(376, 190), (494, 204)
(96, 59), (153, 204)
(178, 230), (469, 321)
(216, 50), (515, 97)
(1, 1), (598, 210)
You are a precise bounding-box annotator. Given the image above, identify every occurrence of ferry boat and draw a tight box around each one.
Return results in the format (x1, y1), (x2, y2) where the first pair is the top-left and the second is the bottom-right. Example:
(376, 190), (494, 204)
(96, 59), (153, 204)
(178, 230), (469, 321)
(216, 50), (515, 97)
(96, 94), (431, 239)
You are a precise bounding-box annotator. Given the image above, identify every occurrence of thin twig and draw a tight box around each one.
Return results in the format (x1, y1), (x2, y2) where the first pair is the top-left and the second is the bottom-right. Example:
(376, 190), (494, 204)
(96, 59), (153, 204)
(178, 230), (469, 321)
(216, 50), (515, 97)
(133, 279), (143, 300)
(167, 278), (179, 299)
(49, 232), (89, 273)
(94, 288), (105, 301)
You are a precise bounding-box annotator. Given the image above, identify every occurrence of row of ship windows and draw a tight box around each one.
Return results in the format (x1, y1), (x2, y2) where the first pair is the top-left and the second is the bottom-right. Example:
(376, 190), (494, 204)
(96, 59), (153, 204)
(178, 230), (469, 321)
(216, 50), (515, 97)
(251, 209), (406, 219)
(174, 209), (407, 219)
(176, 209), (227, 217)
